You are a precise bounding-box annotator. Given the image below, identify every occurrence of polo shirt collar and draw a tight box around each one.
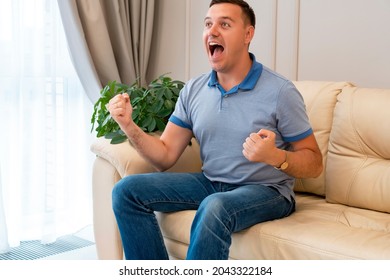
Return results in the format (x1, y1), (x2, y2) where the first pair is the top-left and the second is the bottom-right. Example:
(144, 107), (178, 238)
(208, 53), (263, 95)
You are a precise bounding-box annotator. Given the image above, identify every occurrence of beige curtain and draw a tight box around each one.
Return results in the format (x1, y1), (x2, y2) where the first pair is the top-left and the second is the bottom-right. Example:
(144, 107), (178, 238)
(58, 0), (155, 102)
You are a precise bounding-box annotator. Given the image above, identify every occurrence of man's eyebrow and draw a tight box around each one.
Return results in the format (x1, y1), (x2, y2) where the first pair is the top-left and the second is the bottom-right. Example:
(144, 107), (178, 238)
(204, 16), (235, 22)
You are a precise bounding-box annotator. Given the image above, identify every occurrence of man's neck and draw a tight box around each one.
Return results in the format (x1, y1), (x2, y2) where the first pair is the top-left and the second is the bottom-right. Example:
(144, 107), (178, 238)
(216, 53), (253, 92)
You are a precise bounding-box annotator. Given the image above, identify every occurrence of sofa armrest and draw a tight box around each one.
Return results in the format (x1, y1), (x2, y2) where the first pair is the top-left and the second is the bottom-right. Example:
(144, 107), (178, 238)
(90, 135), (202, 177)
(92, 156), (124, 259)
(90, 135), (202, 259)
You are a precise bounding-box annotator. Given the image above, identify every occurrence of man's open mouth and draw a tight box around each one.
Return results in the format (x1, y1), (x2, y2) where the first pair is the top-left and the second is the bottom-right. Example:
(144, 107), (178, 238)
(209, 42), (224, 56)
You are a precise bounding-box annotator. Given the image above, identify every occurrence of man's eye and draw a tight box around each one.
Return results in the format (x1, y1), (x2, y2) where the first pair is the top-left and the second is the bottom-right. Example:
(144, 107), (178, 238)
(221, 22), (230, 28)
(205, 22), (212, 28)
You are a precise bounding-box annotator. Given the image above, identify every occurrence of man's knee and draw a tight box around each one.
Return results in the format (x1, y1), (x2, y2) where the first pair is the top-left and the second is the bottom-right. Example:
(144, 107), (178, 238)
(112, 175), (141, 213)
(197, 194), (232, 223)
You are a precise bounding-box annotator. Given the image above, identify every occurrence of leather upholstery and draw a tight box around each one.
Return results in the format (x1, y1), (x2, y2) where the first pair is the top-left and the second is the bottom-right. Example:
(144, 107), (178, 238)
(90, 81), (390, 259)
(326, 87), (390, 213)
(293, 81), (353, 195)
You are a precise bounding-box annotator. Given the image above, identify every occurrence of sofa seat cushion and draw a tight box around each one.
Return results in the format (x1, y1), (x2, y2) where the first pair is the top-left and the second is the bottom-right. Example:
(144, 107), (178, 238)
(157, 193), (390, 259)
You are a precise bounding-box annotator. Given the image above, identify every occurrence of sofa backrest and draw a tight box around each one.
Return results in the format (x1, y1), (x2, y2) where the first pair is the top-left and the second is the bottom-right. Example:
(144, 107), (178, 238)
(293, 81), (353, 196)
(326, 87), (390, 213)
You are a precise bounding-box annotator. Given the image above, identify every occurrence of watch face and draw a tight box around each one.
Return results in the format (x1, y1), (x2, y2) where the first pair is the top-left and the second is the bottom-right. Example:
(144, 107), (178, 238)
(280, 161), (289, 170)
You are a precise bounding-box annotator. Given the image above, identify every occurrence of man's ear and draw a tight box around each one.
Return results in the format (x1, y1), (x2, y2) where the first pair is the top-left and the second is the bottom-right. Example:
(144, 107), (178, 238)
(245, 26), (255, 45)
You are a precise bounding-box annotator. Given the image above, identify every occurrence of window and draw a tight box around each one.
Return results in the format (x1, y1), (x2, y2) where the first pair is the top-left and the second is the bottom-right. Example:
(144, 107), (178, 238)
(0, 0), (94, 247)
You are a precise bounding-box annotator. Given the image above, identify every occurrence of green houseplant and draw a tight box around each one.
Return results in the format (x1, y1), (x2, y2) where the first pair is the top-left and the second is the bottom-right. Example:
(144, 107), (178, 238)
(91, 74), (184, 144)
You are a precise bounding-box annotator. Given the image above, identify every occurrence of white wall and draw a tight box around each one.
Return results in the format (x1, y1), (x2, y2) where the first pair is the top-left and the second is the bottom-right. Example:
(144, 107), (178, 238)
(298, 0), (390, 88)
(147, 0), (390, 89)
(147, 0), (188, 82)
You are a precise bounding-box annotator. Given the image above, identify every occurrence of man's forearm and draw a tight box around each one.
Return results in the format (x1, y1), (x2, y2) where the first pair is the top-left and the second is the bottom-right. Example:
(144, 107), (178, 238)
(122, 123), (173, 172)
(282, 149), (323, 179)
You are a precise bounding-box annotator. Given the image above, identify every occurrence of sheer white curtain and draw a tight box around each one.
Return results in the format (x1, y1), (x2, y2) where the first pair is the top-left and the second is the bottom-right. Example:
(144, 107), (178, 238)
(0, 164), (9, 253)
(0, 0), (95, 250)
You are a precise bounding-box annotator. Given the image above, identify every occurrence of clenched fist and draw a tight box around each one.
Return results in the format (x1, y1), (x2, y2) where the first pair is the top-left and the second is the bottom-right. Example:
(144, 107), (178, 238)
(107, 93), (134, 130)
(242, 129), (278, 164)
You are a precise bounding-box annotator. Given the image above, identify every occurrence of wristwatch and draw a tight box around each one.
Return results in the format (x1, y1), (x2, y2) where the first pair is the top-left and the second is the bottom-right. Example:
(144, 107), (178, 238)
(274, 150), (289, 171)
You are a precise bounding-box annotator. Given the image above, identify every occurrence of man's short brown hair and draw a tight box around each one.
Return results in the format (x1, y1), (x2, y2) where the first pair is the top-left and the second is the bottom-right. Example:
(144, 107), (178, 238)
(209, 0), (256, 28)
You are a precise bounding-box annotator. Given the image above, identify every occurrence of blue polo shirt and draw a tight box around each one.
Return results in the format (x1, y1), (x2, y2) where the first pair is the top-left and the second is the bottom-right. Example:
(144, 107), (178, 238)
(169, 54), (312, 200)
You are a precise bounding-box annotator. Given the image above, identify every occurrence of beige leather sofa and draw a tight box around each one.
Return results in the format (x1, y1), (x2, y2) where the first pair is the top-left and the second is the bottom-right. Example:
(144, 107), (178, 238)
(91, 81), (390, 260)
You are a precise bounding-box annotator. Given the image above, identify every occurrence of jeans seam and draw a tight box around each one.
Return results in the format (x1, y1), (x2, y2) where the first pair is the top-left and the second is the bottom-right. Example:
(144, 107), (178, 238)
(151, 215), (169, 259)
(144, 200), (201, 209)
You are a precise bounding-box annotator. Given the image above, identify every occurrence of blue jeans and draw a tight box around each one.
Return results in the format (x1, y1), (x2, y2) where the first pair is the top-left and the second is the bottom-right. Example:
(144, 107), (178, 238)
(112, 172), (295, 260)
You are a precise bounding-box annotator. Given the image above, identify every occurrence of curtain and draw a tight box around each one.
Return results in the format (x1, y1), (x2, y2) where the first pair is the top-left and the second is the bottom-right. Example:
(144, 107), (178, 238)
(0, 164), (9, 253)
(58, 0), (155, 103)
(0, 0), (95, 250)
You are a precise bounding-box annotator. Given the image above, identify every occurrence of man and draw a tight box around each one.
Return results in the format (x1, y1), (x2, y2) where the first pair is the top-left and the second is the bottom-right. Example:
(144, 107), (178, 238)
(108, 0), (323, 260)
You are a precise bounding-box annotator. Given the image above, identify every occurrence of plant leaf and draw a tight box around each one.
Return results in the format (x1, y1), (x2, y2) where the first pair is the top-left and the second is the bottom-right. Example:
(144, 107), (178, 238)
(148, 118), (157, 132)
(110, 134), (128, 144)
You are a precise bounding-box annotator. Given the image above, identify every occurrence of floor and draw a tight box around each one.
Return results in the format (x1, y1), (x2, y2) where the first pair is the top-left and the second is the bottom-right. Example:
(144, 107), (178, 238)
(40, 225), (98, 260)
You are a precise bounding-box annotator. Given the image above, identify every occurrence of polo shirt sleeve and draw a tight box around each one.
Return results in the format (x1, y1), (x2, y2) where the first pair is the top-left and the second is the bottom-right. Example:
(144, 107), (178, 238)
(277, 81), (313, 142)
(168, 85), (192, 131)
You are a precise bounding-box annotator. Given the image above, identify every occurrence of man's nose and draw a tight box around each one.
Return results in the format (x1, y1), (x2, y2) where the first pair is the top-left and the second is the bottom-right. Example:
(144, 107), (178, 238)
(207, 24), (220, 37)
